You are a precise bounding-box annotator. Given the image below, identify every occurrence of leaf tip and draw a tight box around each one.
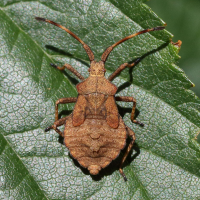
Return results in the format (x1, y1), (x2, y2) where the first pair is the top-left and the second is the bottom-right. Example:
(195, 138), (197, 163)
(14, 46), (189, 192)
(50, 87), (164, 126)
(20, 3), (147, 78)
(171, 40), (182, 48)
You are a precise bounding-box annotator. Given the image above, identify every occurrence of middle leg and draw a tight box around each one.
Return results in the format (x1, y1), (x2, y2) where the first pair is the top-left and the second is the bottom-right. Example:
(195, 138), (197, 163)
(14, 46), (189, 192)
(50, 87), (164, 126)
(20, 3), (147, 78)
(45, 115), (71, 136)
(45, 97), (77, 135)
(55, 97), (77, 121)
(115, 96), (144, 126)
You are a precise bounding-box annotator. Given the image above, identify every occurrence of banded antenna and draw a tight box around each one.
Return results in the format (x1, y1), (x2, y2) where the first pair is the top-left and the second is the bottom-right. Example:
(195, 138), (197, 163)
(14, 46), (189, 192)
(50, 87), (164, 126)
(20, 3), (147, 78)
(35, 17), (95, 62)
(101, 26), (166, 63)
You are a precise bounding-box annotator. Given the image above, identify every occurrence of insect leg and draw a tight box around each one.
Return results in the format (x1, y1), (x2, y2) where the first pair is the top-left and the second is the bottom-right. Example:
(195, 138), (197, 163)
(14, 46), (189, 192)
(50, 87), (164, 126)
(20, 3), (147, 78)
(115, 96), (144, 126)
(119, 126), (136, 181)
(108, 58), (141, 81)
(45, 115), (70, 136)
(50, 63), (85, 81)
(55, 97), (77, 121)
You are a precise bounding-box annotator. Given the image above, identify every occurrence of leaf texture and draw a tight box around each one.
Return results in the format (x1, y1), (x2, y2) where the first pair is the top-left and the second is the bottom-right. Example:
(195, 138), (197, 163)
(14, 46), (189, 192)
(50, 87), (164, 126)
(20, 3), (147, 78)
(0, 0), (200, 199)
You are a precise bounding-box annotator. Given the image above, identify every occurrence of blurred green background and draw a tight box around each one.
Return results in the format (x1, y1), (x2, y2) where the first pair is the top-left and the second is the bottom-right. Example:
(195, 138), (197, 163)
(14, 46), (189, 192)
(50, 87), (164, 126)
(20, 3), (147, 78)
(146, 0), (200, 98)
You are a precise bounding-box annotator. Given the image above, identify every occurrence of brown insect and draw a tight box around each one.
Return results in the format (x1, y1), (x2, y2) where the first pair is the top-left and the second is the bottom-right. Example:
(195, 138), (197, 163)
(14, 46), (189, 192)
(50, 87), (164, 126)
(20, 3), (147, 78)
(36, 17), (165, 181)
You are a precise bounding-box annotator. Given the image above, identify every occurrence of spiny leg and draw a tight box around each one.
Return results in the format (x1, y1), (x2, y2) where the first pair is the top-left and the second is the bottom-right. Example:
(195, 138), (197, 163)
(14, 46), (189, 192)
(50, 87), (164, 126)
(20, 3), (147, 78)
(45, 115), (71, 137)
(55, 97), (77, 121)
(115, 96), (144, 126)
(46, 97), (76, 136)
(108, 58), (140, 81)
(50, 63), (85, 81)
(119, 126), (136, 181)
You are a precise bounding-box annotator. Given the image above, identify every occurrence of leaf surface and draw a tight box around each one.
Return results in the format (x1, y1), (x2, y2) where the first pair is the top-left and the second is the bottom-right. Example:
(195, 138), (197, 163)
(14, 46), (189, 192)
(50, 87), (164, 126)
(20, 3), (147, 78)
(1, 0), (200, 199)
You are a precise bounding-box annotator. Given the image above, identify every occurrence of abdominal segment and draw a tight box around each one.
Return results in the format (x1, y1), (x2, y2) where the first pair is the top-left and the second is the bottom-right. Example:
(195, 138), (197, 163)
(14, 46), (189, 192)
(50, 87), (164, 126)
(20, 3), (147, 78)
(64, 115), (127, 175)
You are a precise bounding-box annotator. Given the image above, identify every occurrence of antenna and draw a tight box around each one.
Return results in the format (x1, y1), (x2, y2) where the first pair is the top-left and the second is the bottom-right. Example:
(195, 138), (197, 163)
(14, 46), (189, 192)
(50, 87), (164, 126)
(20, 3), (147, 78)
(35, 17), (95, 61)
(101, 26), (165, 62)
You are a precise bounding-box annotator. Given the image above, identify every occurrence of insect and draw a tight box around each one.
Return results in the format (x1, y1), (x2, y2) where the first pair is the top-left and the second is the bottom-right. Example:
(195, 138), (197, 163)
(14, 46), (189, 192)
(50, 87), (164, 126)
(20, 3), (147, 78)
(35, 17), (165, 181)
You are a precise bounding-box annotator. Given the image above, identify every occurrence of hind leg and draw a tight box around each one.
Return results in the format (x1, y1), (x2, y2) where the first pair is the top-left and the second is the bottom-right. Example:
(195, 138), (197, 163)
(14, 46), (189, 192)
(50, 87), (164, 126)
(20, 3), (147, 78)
(119, 126), (136, 181)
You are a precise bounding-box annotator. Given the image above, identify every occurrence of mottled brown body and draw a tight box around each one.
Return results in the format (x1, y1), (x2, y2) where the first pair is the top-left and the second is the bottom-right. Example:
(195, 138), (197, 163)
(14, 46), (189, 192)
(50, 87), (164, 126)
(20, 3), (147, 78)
(66, 66), (127, 175)
(65, 114), (127, 175)
(74, 74), (118, 128)
(36, 16), (165, 180)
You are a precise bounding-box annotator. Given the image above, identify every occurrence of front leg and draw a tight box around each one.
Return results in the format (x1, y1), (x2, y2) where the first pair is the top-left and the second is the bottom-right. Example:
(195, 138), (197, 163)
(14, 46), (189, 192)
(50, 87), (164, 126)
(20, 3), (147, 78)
(115, 96), (144, 126)
(50, 63), (85, 81)
(108, 58), (141, 81)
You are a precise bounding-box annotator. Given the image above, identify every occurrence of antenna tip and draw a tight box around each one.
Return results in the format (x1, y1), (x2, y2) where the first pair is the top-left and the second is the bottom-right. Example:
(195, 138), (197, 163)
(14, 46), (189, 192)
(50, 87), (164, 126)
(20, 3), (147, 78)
(35, 17), (46, 21)
(45, 127), (51, 132)
(154, 26), (166, 31)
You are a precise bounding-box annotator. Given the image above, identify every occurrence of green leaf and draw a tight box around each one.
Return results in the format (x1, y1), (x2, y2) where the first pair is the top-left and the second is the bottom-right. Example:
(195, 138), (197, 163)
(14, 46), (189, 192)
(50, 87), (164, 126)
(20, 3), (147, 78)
(146, 0), (200, 99)
(1, 0), (200, 199)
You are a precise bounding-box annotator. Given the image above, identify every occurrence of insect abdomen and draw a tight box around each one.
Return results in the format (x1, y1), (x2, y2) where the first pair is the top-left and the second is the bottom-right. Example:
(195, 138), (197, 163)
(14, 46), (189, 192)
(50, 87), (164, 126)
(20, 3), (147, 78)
(64, 115), (127, 175)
